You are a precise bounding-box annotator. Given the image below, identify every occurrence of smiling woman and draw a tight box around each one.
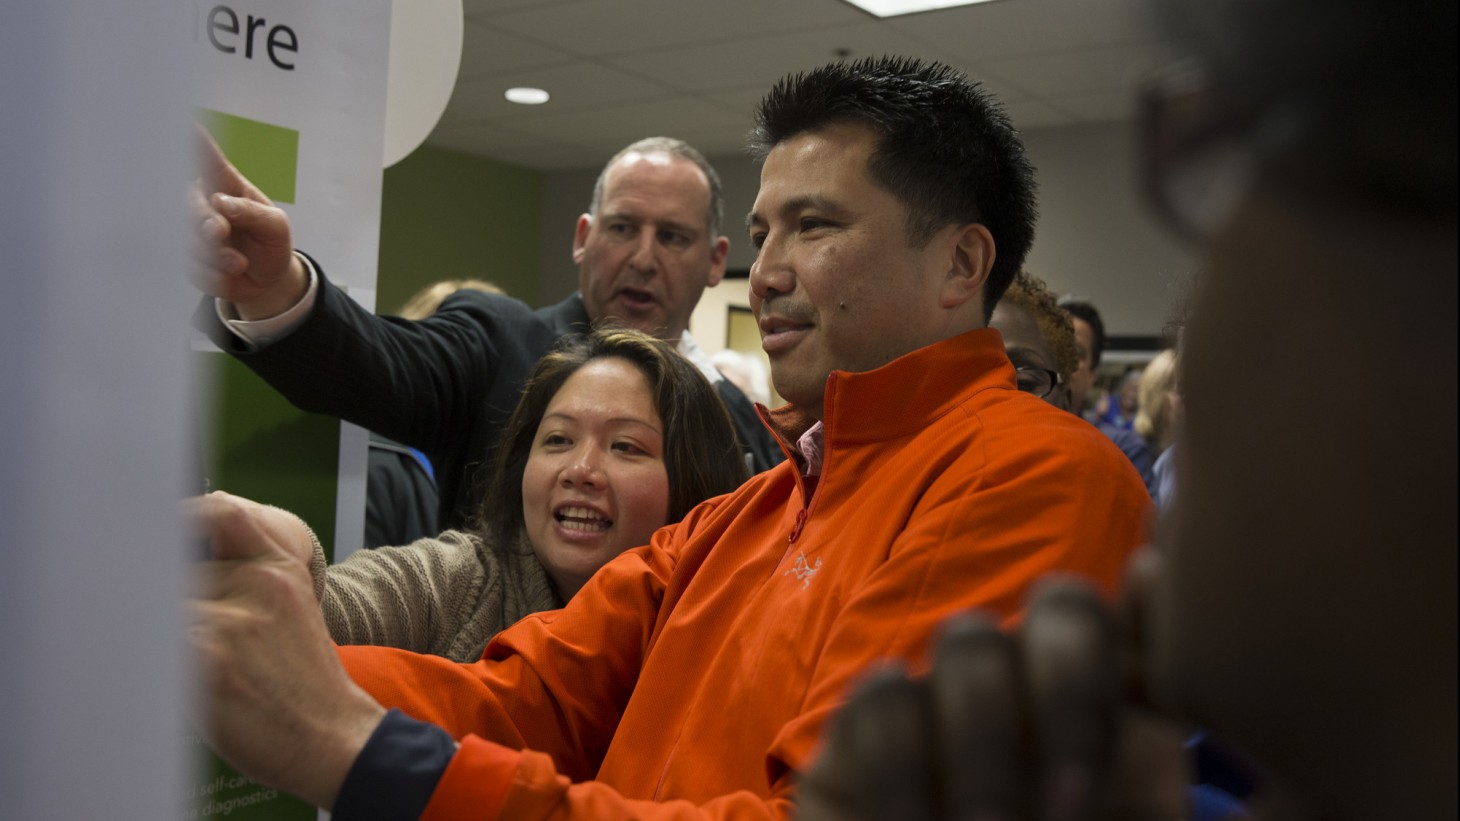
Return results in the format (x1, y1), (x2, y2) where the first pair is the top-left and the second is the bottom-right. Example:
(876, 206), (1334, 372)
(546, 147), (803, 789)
(314, 328), (749, 662)
(519, 357), (671, 599)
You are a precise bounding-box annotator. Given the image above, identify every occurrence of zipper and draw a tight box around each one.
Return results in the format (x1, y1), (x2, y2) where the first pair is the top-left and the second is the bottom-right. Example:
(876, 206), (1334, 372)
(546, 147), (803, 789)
(788, 507), (808, 545)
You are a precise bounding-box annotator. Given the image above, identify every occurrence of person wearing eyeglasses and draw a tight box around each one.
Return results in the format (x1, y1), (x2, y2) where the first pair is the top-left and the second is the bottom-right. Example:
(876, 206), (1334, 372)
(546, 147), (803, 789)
(989, 271), (1077, 412)
(796, 0), (1455, 818)
(993, 271), (1158, 493)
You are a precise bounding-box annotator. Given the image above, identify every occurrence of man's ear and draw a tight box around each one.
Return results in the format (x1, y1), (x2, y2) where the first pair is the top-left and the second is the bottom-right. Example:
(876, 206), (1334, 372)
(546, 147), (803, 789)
(572, 214), (593, 265)
(706, 235), (730, 288)
(939, 222), (996, 310)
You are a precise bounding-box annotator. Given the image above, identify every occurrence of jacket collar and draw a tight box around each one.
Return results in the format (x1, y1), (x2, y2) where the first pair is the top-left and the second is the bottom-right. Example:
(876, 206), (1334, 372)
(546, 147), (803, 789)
(537, 292), (593, 337)
(763, 328), (1015, 450)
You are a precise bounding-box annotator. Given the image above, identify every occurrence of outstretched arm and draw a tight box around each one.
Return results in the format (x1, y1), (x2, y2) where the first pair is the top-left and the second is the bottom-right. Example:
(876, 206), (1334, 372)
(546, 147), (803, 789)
(191, 126), (309, 320)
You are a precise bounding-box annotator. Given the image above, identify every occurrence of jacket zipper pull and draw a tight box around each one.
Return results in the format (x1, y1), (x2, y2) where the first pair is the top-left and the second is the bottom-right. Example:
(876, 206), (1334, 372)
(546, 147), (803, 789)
(789, 508), (808, 545)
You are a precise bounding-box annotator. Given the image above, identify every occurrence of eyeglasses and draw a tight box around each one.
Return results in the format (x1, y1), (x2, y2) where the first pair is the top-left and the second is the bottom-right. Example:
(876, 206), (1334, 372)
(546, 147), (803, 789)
(1015, 367), (1062, 399)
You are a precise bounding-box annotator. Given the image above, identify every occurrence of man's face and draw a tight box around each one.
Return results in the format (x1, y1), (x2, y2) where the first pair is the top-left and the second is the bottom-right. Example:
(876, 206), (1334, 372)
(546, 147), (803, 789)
(747, 123), (973, 418)
(574, 152), (729, 341)
(1068, 316), (1097, 410)
(990, 302), (1072, 412)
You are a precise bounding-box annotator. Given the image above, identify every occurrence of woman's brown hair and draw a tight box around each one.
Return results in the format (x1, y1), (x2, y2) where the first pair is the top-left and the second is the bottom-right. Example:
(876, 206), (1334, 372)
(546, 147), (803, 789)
(476, 327), (749, 549)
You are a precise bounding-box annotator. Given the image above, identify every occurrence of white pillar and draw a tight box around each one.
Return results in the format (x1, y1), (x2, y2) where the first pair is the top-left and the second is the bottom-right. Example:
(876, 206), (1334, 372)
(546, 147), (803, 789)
(0, 2), (191, 818)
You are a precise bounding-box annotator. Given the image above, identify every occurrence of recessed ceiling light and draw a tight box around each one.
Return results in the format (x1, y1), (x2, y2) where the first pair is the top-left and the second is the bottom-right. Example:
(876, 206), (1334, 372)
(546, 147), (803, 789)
(839, 0), (1003, 18)
(504, 87), (550, 105)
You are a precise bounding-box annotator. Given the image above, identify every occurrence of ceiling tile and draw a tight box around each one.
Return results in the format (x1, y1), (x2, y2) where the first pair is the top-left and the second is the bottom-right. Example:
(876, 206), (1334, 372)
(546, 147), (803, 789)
(424, 121), (560, 154)
(439, 61), (677, 124)
(889, 0), (1162, 61)
(463, 0), (586, 19)
(429, 0), (1169, 169)
(981, 42), (1173, 97)
(457, 21), (577, 79)
(503, 96), (755, 146)
(485, 0), (868, 58)
(605, 21), (956, 94)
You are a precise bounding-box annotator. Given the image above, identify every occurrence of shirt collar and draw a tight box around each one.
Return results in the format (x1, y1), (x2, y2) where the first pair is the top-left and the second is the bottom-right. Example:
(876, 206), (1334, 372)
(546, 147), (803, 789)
(795, 422), (825, 478)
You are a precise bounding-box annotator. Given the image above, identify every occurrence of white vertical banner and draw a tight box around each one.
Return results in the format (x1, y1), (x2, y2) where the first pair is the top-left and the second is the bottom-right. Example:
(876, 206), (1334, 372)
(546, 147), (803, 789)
(192, 0), (391, 562)
(1, 2), (190, 820)
(192, 0), (390, 303)
(190, 2), (391, 818)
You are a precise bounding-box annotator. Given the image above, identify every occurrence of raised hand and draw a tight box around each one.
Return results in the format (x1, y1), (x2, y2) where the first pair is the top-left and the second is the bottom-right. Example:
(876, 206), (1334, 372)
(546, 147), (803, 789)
(797, 580), (1188, 821)
(191, 126), (308, 319)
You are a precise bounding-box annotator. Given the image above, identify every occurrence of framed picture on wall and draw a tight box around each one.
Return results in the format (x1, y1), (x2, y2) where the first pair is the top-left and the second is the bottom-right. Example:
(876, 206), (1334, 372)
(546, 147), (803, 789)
(720, 305), (779, 407)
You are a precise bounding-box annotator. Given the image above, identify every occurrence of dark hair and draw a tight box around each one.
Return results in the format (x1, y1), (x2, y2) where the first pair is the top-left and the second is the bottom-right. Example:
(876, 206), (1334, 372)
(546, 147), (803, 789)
(746, 55), (1038, 322)
(590, 137), (725, 241)
(1057, 297), (1106, 368)
(477, 328), (748, 550)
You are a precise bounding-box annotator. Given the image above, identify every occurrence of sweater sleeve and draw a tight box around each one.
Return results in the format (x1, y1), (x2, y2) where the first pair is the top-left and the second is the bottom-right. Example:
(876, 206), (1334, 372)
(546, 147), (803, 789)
(323, 531), (488, 656)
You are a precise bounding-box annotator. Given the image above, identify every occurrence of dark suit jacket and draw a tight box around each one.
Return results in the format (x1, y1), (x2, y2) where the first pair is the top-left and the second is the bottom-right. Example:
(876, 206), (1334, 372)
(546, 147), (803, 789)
(365, 433), (438, 548)
(200, 259), (781, 531)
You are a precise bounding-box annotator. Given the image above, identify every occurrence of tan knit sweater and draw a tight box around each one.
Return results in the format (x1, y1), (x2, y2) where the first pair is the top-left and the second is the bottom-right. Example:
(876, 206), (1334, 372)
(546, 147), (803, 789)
(309, 528), (564, 663)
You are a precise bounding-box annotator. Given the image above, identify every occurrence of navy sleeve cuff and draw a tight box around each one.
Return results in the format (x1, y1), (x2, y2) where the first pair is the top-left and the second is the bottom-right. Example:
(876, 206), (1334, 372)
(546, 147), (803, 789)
(332, 708), (456, 820)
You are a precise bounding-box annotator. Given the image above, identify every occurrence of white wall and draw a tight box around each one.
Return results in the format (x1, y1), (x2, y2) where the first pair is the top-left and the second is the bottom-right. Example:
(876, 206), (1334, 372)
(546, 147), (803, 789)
(536, 120), (1195, 342)
(1, 2), (191, 817)
(1020, 121), (1195, 336)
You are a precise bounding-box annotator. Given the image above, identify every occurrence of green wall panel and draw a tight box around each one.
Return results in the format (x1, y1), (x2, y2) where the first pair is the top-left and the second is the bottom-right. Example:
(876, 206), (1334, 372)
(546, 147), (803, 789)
(198, 110), (299, 204)
(201, 353), (340, 552)
(377, 144), (544, 314)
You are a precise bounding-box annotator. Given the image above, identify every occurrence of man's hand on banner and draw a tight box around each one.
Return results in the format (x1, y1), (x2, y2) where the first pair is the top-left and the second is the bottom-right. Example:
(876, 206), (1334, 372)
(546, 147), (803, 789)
(192, 126), (309, 320)
(186, 490), (384, 811)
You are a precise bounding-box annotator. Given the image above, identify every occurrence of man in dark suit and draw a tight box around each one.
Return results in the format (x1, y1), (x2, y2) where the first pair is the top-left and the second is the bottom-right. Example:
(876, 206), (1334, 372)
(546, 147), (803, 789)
(195, 136), (780, 532)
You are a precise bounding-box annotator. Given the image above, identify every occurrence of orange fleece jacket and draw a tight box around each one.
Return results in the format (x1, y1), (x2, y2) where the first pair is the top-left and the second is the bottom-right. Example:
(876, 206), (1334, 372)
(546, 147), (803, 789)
(338, 327), (1150, 820)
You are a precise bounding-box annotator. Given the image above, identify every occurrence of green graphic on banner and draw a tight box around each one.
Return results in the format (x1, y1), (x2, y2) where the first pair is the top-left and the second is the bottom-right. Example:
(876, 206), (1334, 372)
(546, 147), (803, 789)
(186, 746), (298, 821)
(199, 109), (299, 203)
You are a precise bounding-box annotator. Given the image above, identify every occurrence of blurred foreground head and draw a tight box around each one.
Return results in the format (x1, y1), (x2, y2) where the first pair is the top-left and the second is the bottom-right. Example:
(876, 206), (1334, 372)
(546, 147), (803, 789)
(1144, 0), (1457, 816)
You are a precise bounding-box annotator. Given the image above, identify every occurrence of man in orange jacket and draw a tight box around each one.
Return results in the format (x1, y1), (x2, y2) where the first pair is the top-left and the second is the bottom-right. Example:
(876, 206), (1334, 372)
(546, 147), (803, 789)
(192, 56), (1150, 820)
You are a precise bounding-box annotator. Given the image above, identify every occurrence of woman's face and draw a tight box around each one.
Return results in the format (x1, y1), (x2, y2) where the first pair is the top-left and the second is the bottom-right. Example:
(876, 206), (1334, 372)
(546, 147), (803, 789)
(522, 357), (670, 599)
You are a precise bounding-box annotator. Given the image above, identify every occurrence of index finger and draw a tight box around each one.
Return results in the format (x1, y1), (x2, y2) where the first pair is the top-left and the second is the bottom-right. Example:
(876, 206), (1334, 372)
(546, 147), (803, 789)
(1021, 581), (1122, 821)
(193, 124), (269, 204)
(798, 664), (936, 821)
(929, 613), (1026, 821)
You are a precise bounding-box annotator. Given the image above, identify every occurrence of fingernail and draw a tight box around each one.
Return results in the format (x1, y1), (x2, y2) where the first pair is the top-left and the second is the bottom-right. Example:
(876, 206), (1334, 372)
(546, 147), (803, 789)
(213, 194), (238, 216)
